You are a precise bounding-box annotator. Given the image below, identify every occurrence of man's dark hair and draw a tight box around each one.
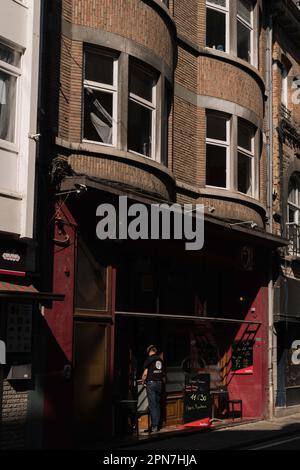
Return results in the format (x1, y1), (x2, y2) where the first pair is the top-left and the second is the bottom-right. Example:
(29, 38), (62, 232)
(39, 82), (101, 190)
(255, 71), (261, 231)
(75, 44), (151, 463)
(147, 344), (157, 354)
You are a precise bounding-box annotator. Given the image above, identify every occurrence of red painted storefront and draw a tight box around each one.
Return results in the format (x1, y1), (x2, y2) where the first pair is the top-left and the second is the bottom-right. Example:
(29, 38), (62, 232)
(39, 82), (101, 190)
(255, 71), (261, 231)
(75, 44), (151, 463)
(41, 197), (272, 447)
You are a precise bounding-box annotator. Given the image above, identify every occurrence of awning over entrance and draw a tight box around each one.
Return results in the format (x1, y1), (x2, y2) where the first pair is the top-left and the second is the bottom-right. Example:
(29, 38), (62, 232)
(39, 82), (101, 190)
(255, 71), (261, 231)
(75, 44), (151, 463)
(0, 280), (65, 301)
(60, 175), (288, 249)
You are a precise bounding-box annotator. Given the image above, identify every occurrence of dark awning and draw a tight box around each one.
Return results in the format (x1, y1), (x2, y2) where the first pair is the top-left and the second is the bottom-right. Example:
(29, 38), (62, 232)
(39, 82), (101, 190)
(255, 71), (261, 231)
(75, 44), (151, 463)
(0, 281), (65, 301)
(60, 175), (288, 249)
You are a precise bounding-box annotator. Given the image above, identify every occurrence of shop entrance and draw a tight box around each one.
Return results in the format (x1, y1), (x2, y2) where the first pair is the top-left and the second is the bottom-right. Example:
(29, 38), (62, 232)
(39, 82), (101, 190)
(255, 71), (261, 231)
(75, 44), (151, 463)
(114, 315), (242, 432)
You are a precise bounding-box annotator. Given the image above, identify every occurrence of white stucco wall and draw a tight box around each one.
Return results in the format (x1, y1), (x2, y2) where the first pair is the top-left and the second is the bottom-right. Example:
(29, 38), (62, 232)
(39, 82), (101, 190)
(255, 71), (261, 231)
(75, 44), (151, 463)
(0, 0), (40, 238)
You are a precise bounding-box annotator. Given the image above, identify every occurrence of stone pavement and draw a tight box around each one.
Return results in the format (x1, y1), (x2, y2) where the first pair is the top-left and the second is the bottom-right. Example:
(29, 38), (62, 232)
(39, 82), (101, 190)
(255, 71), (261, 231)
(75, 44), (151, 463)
(92, 413), (300, 451)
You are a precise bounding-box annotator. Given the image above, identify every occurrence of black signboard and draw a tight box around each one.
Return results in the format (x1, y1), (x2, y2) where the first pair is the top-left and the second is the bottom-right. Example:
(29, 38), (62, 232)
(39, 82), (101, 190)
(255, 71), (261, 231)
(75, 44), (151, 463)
(0, 242), (26, 274)
(183, 373), (211, 424)
(232, 340), (254, 374)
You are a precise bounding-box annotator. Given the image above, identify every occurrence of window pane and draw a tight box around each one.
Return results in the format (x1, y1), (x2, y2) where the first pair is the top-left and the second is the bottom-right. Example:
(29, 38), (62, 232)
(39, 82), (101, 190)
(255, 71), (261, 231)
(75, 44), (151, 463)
(0, 43), (21, 67)
(237, 20), (251, 62)
(237, 0), (252, 24)
(206, 8), (226, 52)
(206, 144), (227, 187)
(85, 51), (114, 85)
(238, 152), (252, 194)
(207, 0), (226, 7)
(207, 112), (227, 141)
(288, 206), (297, 224)
(84, 88), (113, 144)
(128, 100), (152, 157)
(0, 71), (16, 142)
(75, 242), (107, 311)
(130, 64), (153, 102)
(238, 119), (253, 151)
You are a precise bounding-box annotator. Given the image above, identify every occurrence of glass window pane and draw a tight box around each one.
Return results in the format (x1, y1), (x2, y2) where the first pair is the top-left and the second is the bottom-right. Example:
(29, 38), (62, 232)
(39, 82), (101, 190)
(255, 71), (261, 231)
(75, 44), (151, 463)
(0, 43), (21, 67)
(206, 8), (226, 52)
(238, 152), (252, 194)
(238, 119), (253, 151)
(237, 0), (252, 24)
(130, 64), (153, 102)
(288, 205), (297, 224)
(128, 100), (152, 157)
(207, 112), (227, 141)
(84, 88), (113, 144)
(207, 0), (226, 7)
(0, 70), (16, 142)
(75, 242), (107, 311)
(206, 144), (227, 187)
(237, 20), (251, 62)
(85, 51), (114, 85)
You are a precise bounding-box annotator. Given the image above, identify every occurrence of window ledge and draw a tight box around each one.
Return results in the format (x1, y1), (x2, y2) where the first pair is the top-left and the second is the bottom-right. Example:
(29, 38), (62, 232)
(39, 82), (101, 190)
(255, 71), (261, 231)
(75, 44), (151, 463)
(176, 180), (266, 214)
(176, 34), (265, 92)
(55, 137), (175, 183)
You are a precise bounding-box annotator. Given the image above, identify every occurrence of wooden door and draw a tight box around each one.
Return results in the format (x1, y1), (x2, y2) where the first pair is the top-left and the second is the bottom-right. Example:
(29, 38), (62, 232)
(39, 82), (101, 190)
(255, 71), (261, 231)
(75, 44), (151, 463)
(73, 321), (108, 441)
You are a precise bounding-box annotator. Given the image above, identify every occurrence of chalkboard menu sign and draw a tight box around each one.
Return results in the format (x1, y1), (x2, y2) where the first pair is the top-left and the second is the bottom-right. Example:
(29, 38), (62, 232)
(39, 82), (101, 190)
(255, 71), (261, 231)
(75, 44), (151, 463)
(232, 340), (254, 374)
(183, 373), (211, 424)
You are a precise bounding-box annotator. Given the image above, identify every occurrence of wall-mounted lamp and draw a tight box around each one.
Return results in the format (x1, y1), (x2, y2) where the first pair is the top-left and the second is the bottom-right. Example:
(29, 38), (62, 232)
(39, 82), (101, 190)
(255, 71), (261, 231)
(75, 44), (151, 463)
(229, 220), (258, 229)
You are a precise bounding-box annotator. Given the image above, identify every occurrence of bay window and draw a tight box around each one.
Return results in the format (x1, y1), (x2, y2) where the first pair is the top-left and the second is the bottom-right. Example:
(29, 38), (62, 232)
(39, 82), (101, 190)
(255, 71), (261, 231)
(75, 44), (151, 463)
(237, 118), (255, 196)
(82, 46), (167, 164)
(128, 62), (156, 158)
(206, 111), (257, 196)
(0, 42), (21, 144)
(206, 111), (230, 188)
(83, 48), (118, 145)
(206, 0), (229, 53)
(206, 0), (256, 66)
(237, 0), (253, 63)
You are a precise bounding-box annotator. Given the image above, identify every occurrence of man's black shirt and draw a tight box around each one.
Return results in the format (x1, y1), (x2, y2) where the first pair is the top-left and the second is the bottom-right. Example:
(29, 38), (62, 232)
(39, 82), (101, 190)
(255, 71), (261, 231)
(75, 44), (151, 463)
(144, 355), (164, 381)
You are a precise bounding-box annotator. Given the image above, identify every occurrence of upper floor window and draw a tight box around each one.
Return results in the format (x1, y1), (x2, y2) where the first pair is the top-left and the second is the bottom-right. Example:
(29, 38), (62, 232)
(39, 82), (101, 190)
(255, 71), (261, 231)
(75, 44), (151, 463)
(206, 0), (256, 66)
(82, 46), (167, 164)
(238, 118), (255, 195)
(281, 62), (291, 111)
(206, 111), (230, 188)
(83, 48), (118, 146)
(0, 42), (21, 144)
(206, 110), (257, 197)
(128, 62), (157, 159)
(206, 0), (229, 53)
(287, 175), (300, 257)
(237, 0), (253, 63)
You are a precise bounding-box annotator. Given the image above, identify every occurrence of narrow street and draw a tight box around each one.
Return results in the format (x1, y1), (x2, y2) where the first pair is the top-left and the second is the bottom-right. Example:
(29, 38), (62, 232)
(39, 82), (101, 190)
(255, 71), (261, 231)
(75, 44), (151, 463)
(118, 414), (300, 451)
(244, 434), (300, 450)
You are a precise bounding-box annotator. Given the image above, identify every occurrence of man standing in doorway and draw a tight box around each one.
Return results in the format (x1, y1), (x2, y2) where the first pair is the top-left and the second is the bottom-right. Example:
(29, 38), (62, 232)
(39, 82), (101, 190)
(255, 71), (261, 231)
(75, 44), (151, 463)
(142, 345), (164, 434)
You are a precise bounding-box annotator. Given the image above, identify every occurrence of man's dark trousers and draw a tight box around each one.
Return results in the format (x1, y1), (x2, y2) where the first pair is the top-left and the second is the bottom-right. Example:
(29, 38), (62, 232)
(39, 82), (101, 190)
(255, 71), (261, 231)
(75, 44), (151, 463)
(146, 381), (162, 430)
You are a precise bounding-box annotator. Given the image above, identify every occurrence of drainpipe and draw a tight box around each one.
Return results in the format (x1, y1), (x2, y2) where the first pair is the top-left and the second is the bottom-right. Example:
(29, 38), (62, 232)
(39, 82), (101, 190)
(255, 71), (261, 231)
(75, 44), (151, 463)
(266, 7), (274, 421)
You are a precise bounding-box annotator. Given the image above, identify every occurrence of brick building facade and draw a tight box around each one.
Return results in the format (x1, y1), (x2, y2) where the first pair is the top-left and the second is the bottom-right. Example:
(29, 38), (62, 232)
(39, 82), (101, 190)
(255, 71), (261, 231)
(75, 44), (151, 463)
(3, 0), (296, 449)
(269, 0), (300, 413)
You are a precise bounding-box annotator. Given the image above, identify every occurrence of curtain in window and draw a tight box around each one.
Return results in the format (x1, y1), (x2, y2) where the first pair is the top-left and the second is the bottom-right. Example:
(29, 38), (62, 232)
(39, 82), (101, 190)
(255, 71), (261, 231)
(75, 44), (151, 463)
(86, 88), (112, 144)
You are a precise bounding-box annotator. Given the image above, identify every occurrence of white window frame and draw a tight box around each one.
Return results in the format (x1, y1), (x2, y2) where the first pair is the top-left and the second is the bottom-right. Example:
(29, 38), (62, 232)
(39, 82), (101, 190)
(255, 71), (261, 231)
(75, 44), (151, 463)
(237, 120), (255, 197)
(237, 0), (254, 65)
(83, 49), (118, 147)
(206, 111), (231, 190)
(288, 179), (300, 225)
(0, 44), (22, 153)
(281, 65), (289, 109)
(206, 0), (230, 54)
(128, 64), (157, 160)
